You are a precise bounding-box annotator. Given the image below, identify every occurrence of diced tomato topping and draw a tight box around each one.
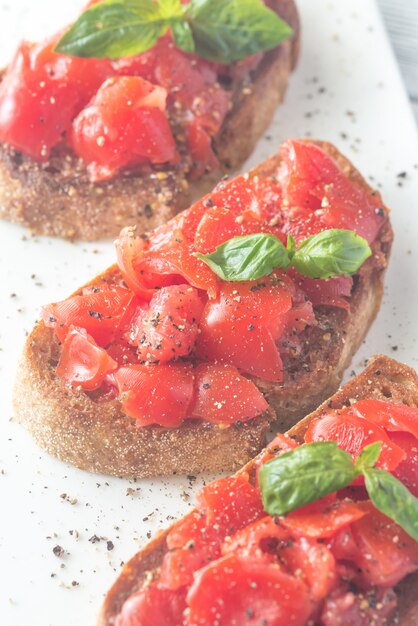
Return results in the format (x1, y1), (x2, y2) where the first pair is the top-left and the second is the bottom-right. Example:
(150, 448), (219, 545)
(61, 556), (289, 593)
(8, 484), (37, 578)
(255, 433), (299, 470)
(278, 140), (386, 244)
(71, 76), (178, 181)
(221, 515), (336, 601)
(160, 512), (221, 590)
(0, 37), (112, 159)
(190, 363), (268, 424)
(298, 275), (353, 310)
(186, 554), (313, 626)
(127, 285), (204, 363)
(42, 286), (137, 346)
(205, 176), (264, 217)
(388, 431), (418, 497)
(351, 399), (418, 440)
(113, 36), (230, 178)
(115, 585), (186, 626)
(321, 586), (397, 626)
(304, 411), (406, 472)
(196, 276), (294, 382)
(280, 495), (367, 539)
(187, 119), (219, 180)
(281, 536), (337, 601)
(115, 227), (150, 296)
(197, 475), (264, 534)
(56, 327), (117, 391)
(130, 235), (218, 299)
(160, 476), (263, 591)
(334, 504), (418, 587)
(112, 363), (194, 427)
(221, 516), (290, 561)
(105, 339), (139, 367)
(193, 206), (284, 254)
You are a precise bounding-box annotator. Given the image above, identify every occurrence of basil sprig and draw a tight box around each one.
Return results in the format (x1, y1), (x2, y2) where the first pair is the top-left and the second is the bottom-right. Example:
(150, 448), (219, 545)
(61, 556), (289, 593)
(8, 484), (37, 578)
(197, 229), (371, 282)
(259, 440), (418, 543)
(55, 0), (293, 63)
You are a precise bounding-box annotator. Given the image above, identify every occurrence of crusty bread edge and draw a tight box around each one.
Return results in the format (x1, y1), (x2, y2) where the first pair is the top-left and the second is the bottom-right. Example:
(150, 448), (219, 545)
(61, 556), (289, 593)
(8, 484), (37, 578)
(96, 355), (418, 626)
(0, 0), (300, 241)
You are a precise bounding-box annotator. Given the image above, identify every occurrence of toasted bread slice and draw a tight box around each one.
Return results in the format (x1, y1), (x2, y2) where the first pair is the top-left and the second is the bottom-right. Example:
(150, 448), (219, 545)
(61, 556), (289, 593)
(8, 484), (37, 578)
(13, 141), (393, 478)
(97, 355), (418, 626)
(0, 0), (299, 241)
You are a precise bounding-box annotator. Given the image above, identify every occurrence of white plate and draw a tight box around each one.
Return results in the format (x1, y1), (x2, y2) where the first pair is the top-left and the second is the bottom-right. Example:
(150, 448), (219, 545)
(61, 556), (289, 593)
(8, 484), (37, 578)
(0, 1), (417, 625)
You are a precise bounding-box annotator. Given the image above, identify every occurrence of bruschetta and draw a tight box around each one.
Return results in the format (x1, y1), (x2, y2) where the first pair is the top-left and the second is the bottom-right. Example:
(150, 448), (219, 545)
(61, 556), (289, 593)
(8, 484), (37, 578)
(13, 140), (393, 477)
(97, 355), (418, 626)
(0, 0), (299, 240)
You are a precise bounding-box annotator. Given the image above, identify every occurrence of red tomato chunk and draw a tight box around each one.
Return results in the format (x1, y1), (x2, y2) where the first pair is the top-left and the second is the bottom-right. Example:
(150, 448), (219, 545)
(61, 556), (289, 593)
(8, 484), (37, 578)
(71, 76), (178, 181)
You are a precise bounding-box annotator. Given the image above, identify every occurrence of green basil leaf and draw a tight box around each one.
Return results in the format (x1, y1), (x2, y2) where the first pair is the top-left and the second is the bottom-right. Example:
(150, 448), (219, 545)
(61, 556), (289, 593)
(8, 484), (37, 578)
(286, 234), (296, 258)
(259, 442), (357, 516)
(364, 468), (418, 543)
(292, 229), (372, 279)
(158, 0), (184, 19)
(187, 0), (293, 63)
(172, 21), (195, 53)
(55, 0), (173, 58)
(196, 233), (290, 281)
(355, 441), (381, 472)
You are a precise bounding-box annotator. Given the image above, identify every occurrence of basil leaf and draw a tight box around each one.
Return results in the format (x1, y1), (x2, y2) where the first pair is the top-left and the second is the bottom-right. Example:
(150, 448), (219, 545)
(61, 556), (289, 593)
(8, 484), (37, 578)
(55, 0), (173, 58)
(172, 21), (195, 53)
(364, 468), (418, 542)
(259, 442), (356, 516)
(355, 441), (381, 472)
(158, 0), (183, 19)
(196, 233), (290, 281)
(292, 229), (372, 279)
(286, 234), (296, 258)
(187, 0), (293, 63)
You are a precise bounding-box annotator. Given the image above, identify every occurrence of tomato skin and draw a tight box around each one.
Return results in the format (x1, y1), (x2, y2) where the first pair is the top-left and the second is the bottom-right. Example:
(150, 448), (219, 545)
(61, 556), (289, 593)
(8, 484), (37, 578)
(42, 286), (138, 347)
(278, 140), (386, 244)
(221, 516), (290, 561)
(160, 512), (221, 590)
(160, 475), (263, 591)
(190, 363), (268, 424)
(71, 76), (178, 181)
(197, 475), (264, 533)
(389, 431), (418, 497)
(280, 495), (367, 539)
(280, 536), (337, 601)
(298, 275), (353, 310)
(113, 363), (194, 427)
(56, 327), (117, 391)
(304, 411), (406, 472)
(351, 399), (418, 440)
(193, 205), (285, 254)
(186, 553), (313, 626)
(127, 285), (204, 364)
(331, 504), (418, 588)
(115, 585), (186, 626)
(222, 515), (336, 601)
(187, 119), (219, 180)
(196, 276), (294, 383)
(0, 37), (112, 159)
(321, 585), (397, 626)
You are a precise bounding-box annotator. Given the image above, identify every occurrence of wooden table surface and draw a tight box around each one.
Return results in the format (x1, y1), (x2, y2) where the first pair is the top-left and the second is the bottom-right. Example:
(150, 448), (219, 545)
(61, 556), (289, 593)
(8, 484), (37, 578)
(378, 0), (418, 121)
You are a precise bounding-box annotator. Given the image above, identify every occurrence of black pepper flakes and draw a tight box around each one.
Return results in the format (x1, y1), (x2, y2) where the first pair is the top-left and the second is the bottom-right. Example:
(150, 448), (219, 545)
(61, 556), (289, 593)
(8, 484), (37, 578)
(53, 545), (65, 557)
